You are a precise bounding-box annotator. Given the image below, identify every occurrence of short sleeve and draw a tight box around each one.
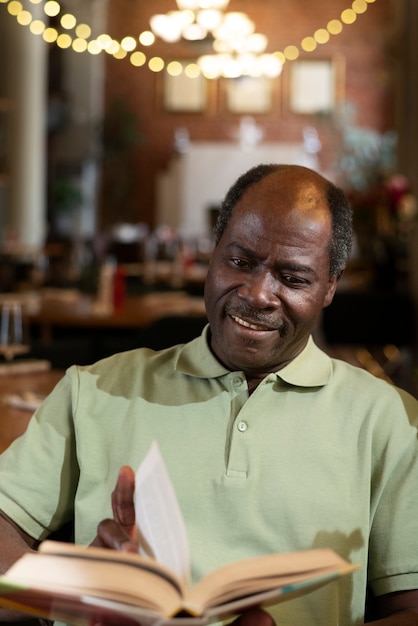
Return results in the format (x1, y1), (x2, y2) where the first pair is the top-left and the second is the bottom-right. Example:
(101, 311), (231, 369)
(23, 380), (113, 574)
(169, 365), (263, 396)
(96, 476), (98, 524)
(368, 417), (418, 596)
(0, 369), (80, 540)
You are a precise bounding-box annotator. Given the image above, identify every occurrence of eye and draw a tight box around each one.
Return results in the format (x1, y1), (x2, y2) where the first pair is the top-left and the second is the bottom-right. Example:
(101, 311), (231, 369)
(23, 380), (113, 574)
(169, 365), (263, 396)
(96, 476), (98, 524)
(231, 257), (252, 269)
(282, 274), (309, 287)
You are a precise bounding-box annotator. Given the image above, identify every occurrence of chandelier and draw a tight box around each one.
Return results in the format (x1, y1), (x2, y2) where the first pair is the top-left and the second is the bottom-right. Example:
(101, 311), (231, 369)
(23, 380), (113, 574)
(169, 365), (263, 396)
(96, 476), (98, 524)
(149, 0), (283, 79)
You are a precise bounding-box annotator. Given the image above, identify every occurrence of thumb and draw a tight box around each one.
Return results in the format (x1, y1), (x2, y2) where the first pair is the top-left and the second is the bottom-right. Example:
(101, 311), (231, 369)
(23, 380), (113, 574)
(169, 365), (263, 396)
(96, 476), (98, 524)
(111, 466), (137, 541)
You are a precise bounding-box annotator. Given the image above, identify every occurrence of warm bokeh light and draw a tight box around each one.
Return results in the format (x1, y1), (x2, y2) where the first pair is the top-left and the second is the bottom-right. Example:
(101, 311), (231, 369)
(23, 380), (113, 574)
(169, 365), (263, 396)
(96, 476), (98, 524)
(148, 56), (165, 72)
(273, 51), (286, 65)
(352, 0), (368, 13)
(44, 1), (60, 18)
(56, 33), (72, 48)
(314, 28), (330, 44)
(105, 40), (120, 55)
(139, 31), (155, 46)
(284, 45), (299, 60)
(198, 54), (221, 78)
(196, 8), (223, 32)
(97, 33), (112, 50)
(130, 51), (146, 67)
(75, 23), (91, 39)
(72, 38), (88, 53)
(0, 0), (375, 76)
(341, 9), (357, 23)
(327, 19), (343, 34)
(167, 60), (183, 76)
(113, 47), (128, 60)
(301, 36), (317, 52)
(17, 10), (32, 25)
(121, 36), (137, 52)
(7, 1), (22, 16)
(184, 62), (201, 78)
(258, 54), (283, 77)
(42, 27), (58, 43)
(87, 40), (102, 55)
(60, 13), (77, 30)
(29, 20), (45, 35)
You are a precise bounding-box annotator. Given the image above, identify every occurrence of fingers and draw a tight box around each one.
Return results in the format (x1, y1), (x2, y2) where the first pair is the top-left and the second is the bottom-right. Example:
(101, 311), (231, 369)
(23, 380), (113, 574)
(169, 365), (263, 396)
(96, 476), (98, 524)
(111, 466), (136, 540)
(90, 466), (138, 552)
(233, 608), (276, 626)
(87, 607), (140, 626)
(93, 518), (138, 552)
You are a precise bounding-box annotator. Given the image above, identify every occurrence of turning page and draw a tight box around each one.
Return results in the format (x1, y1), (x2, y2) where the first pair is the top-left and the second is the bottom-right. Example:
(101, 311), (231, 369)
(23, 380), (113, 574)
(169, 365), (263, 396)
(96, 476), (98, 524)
(135, 441), (190, 583)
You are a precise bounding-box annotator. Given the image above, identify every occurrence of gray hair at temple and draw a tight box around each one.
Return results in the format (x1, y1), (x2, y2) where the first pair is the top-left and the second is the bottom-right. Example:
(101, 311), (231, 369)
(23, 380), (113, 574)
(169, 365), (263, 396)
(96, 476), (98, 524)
(213, 163), (353, 278)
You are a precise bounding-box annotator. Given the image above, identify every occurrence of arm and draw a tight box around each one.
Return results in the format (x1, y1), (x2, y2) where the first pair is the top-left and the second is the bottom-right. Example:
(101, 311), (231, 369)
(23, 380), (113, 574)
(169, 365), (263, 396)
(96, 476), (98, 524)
(0, 510), (38, 621)
(369, 591), (418, 625)
(0, 510), (37, 572)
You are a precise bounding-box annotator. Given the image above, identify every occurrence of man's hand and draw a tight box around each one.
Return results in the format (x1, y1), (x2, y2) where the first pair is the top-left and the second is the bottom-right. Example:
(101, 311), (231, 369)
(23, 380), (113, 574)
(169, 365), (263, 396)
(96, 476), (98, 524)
(232, 607), (276, 626)
(91, 466), (138, 552)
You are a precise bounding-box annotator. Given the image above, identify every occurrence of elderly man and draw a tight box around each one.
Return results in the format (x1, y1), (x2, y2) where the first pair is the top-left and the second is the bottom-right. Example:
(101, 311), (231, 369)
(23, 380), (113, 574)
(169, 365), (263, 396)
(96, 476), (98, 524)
(1, 164), (418, 626)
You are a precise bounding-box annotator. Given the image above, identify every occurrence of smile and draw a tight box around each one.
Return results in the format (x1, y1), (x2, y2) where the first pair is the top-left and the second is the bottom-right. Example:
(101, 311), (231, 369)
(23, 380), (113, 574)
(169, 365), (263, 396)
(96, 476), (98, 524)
(231, 315), (273, 332)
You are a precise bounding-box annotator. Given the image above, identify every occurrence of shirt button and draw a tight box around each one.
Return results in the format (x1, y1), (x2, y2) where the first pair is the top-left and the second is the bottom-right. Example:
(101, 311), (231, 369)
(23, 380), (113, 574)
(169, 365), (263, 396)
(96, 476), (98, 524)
(237, 421), (248, 432)
(232, 377), (243, 386)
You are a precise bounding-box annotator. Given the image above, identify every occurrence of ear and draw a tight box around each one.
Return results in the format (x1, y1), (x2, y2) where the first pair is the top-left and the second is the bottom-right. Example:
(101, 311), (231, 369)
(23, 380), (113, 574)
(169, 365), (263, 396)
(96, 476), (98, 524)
(323, 273), (340, 308)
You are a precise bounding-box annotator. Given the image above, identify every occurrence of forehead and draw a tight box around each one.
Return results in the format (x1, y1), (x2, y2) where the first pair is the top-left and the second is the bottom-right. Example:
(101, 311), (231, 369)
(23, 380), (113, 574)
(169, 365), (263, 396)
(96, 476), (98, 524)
(228, 170), (331, 236)
(242, 169), (327, 210)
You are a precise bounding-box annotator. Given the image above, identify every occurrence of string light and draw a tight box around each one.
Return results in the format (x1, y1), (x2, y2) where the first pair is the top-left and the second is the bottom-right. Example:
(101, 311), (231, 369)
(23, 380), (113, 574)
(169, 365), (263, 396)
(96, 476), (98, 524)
(1, 0), (379, 77)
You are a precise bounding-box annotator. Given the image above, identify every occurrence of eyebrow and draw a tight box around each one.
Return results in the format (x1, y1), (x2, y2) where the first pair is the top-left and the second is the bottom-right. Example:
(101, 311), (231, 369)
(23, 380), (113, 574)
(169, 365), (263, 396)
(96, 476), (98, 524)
(226, 242), (317, 275)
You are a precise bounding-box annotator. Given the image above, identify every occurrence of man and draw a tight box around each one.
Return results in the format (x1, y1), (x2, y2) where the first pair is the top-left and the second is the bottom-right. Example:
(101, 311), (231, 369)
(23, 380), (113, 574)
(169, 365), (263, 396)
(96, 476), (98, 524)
(0, 164), (418, 626)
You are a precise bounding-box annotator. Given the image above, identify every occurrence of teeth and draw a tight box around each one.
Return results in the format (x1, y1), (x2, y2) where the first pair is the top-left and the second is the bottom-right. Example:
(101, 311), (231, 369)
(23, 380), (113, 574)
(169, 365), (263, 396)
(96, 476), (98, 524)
(232, 315), (265, 331)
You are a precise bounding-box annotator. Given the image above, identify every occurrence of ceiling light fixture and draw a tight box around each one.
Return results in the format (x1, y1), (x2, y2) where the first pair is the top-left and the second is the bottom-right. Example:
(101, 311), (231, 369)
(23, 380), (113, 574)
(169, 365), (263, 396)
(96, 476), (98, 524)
(149, 2), (283, 78)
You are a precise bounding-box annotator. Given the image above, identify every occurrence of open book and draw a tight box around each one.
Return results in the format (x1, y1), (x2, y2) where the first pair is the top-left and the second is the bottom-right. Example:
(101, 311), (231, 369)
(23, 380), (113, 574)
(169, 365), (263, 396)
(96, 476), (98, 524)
(0, 443), (359, 626)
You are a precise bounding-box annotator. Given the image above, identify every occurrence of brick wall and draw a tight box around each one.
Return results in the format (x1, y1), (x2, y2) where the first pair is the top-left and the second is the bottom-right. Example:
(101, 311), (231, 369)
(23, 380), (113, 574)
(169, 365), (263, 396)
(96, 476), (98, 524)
(102, 0), (399, 229)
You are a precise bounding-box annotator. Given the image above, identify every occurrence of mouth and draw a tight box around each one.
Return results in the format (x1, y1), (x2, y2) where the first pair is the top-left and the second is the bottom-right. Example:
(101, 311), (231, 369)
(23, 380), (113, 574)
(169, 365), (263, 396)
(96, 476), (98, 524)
(230, 315), (275, 333)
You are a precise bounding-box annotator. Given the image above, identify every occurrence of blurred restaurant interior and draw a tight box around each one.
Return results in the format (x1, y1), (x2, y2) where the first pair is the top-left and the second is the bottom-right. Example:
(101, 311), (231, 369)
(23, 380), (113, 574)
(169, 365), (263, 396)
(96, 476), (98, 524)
(0, 0), (417, 399)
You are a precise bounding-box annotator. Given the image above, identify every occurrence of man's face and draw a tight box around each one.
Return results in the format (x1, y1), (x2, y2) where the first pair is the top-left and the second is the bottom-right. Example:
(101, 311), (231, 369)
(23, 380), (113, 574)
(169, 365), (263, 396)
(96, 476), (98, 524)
(204, 170), (338, 385)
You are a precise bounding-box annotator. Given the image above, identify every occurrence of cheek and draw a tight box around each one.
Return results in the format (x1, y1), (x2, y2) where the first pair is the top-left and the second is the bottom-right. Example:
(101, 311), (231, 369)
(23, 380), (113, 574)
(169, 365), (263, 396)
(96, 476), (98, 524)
(284, 290), (327, 322)
(205, 262), (233, 296)
(204, 266), (226, 310)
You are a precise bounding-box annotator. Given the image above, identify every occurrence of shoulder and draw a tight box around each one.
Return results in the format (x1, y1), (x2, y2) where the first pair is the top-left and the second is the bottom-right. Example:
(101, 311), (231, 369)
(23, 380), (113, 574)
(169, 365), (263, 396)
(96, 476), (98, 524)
(329, 355), (418, 428)
(68, 326), (218, 384)
(68, 344), (183, 382)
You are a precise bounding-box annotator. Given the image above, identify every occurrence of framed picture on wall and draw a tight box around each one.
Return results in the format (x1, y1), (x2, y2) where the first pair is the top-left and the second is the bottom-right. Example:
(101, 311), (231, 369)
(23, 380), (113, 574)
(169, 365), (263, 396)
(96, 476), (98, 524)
(162, 61), (208, 113)
(224, 76), (274, 114)
(289, 57), (345, 114)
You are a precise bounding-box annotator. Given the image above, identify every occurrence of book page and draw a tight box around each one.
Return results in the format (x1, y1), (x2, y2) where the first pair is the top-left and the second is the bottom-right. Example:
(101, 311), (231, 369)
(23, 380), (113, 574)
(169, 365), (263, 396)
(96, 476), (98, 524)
(135, 441), (190, 584)
(3, 551), (182, 615)
(184, 547), (358, 612)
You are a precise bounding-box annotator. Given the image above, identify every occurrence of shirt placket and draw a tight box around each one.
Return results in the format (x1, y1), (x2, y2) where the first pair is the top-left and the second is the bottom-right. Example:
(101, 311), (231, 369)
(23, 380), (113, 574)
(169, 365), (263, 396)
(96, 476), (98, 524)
(225, 373), (276, 481)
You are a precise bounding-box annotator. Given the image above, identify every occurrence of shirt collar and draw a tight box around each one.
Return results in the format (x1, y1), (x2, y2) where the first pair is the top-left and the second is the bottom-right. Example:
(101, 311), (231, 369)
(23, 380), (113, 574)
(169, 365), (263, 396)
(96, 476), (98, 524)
(274, 335), (333, 387)
(176, 325), (332, 388)
(175, 325), (229, 378)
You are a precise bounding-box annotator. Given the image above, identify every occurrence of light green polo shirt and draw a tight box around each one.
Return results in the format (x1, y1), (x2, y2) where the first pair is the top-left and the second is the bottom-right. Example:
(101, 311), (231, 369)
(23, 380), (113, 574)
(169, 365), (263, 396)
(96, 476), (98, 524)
(1, 327), (418, 626)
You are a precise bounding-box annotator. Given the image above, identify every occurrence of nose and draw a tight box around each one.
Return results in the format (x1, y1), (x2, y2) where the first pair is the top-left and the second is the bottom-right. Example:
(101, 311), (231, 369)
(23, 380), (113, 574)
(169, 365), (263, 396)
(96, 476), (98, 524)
(237, 271), (280, 309)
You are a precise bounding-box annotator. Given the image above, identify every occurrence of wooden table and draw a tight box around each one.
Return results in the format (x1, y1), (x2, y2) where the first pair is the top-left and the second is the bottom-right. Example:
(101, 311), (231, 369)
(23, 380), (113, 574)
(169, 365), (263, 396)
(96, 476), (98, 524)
(0, 369), (63, 453)
(25, 291), (207, 343)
